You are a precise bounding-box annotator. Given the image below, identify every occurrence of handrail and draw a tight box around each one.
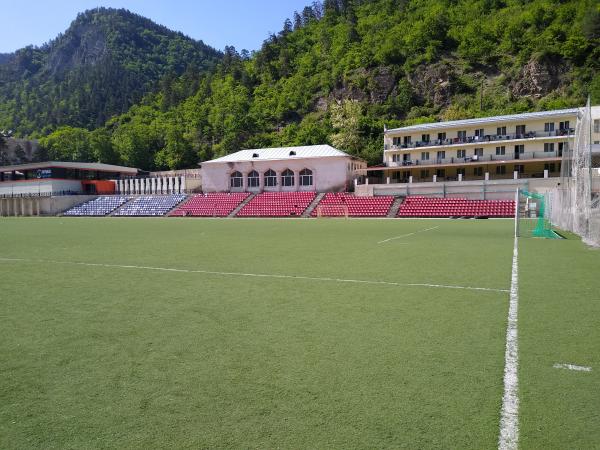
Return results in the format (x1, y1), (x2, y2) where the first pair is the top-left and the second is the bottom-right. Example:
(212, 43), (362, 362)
(387, 150), (561, 167)
(385, 129), (574, 150)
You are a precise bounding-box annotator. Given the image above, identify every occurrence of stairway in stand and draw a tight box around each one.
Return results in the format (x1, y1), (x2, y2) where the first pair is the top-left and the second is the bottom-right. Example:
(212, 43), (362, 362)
(228, 193), (256, 217)
(302, 192), (326, 217)
(387, 197), (404, 218)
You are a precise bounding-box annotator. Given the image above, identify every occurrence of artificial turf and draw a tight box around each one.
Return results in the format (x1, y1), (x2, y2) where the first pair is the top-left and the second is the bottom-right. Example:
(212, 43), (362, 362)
(0, 217), (597, 449)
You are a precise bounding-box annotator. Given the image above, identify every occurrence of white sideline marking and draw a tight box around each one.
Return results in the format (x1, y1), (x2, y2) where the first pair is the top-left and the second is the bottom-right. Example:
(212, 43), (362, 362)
(498, 236), (519, 450)
(377, 226), (440, 244)
(0, 257), (509, 293)
(553, 363), (592, 372)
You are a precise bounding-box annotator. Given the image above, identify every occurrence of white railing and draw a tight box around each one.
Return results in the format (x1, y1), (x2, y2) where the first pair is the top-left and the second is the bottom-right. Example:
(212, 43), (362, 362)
(387, 151), (561, 167)
(385, 129), (574, 151)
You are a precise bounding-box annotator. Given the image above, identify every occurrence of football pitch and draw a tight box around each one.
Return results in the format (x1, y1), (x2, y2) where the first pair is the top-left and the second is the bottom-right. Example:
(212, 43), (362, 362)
(1, 218), (599, 449)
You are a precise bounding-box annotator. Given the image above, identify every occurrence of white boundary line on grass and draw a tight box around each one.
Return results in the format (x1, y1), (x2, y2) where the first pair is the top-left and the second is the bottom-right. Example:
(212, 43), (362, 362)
(0, 257), (509, 293)
(498, 235), (520, 450)
(377, 226), (440, 244)
(553, 363), (592, 372)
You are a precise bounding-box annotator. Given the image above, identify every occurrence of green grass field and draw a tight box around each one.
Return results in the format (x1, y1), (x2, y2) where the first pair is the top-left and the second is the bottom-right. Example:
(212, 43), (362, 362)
(1, 218), (598, 449)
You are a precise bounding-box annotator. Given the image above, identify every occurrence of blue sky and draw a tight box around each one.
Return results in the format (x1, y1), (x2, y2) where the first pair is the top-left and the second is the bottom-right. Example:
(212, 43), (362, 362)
(0, 0), (311, 53)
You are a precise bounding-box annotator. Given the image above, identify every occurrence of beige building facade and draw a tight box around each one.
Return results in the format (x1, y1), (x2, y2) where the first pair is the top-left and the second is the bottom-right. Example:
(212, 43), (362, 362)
(377, 107), (600, 185)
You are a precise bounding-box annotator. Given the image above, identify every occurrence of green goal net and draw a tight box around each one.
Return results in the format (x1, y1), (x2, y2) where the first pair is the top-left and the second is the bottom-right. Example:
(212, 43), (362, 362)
(516, 189), (560, 239)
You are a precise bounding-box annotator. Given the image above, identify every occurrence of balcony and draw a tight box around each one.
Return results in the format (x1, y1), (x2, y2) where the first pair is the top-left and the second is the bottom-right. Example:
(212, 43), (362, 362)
(385, 129), (574, 151)
(387, 150), (561, 168)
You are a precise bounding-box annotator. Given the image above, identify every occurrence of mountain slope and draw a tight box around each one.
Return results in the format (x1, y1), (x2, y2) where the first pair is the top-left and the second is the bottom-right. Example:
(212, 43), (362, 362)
(23, 0), (600, 170)
(0, 8), (221, 135)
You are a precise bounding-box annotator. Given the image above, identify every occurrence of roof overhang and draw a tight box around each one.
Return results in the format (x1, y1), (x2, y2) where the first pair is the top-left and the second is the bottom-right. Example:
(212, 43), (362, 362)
(0, 161), (139, 174)
(385, 108), (580, 135)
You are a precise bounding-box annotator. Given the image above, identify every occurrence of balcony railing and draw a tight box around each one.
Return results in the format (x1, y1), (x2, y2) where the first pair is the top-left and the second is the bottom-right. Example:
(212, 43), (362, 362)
(387, 150), (561, 167)
(385, 129), (574, 151)
(364, 171), (561, 185)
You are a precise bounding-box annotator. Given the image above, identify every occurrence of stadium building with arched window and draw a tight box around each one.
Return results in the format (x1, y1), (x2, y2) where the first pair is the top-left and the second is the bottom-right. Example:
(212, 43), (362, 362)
(200, 145), (366, 193)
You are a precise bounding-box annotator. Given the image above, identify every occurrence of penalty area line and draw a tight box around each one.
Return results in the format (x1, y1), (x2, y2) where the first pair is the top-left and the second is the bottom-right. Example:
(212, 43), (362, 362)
(377, 226), (440, 244)
(0, 257), (508, 294)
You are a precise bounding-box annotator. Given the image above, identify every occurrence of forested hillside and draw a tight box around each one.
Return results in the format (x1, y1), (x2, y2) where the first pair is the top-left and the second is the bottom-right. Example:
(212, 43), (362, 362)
(0, 8), (221, 135)
(5, 0), (600, 169)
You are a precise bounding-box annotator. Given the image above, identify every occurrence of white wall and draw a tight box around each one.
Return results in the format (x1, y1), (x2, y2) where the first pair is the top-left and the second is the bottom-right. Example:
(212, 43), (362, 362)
(0, 180), (82, 197)
(201, 157), (360, 193)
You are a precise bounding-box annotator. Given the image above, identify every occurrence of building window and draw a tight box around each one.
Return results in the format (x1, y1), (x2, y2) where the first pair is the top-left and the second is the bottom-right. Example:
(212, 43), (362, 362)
(421, 152), (430, 160)
(392, 137), (400, 147)
(436, 169), (445, 178)
(544, 142), (555, 153)
(457, 130), (467, 141)
(403, 136), (412, 145)
(247, 170), (259, 188)
(457, 149), (466, 158)
(515, 144), (525, 155)
(496, 165), (506, 175)
(264, 169), (277, 187)
(544, 122), (555, 132)
(281, 169), (294, 187)
(594, 119), (600, 133)
(516, 124), (526, 136)
(299, 168), (313, 186)
(421, 134), (430, 143)
(437, 132), (446, 141)
(392, 154), (400, 162)
(474, 148), (484, 157)
(437, 151), (445, 160)
(515, 164), (525, 174)
(474, 167), (483, 176)
(496, 146), (506, 155)
(475, 128), (484, 137)
(230, 171), (243, 188)
(544, 163), (556, 172)
(497, 126), (506, 136)
(559, 121), (570, 130)
(420, 169), (429, 178)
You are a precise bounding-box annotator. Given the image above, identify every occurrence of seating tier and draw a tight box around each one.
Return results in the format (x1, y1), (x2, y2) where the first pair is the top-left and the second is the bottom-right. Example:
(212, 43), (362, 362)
(63, 196), (129, 216)
(114, 195), (187, 216)
(236, 192), (315, 217)
(312, 193), (394, 217)
(397, 196), (515, 217)
(170, 193), (250, 217)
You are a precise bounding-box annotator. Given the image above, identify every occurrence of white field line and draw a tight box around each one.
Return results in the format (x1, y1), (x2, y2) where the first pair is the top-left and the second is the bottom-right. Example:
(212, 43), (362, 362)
(498, 236), (520, 450)
(0, 257), (509, 294)
(553, 363), (592, 372)
(377, 226), (440, 244)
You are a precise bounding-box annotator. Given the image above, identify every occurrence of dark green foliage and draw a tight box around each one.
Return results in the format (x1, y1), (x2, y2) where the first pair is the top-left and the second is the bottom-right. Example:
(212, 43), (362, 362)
(3, 1), (599, 170)
(0, 8), (220, 136)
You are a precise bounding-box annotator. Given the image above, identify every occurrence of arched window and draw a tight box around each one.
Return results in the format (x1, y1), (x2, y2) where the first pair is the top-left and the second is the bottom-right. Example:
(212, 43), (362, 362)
(264, 169), (277, 187)
(230, 171), (243, 188)
(281, 169), (294, 187)
(299, 168), (313, 186)
(247, 170), (259, 188)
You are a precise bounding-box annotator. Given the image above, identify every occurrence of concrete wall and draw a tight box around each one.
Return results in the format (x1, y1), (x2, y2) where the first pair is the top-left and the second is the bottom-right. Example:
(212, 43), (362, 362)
(201, 156), (359, 193)
(0, 195), (96, 216)
(355, 177), (562, 200)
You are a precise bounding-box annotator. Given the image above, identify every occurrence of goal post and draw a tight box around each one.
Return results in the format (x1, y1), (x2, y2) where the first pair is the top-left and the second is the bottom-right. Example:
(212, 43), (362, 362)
(315, 204), (349, 218)
(515, 189), (560, 239)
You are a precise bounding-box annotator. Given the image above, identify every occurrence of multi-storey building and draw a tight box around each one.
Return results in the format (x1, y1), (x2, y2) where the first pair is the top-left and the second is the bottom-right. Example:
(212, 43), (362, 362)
(381, 108), (589, 184)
